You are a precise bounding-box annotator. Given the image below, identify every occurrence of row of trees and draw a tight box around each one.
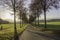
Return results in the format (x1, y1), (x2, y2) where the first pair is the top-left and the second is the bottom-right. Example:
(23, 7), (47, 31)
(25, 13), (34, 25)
(0, 0), (28, 40)
(29, 0), (60, 28)
(0, 0), (60, 40)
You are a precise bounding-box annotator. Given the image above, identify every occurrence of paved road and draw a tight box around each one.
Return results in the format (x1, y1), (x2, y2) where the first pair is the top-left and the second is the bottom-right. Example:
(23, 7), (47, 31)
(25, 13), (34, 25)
(19, 26), (59, 40)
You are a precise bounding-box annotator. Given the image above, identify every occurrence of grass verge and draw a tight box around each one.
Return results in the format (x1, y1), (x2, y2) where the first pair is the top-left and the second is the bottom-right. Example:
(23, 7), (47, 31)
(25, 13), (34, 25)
(0, 24), (27, 40)
(32, 22), (60, 37)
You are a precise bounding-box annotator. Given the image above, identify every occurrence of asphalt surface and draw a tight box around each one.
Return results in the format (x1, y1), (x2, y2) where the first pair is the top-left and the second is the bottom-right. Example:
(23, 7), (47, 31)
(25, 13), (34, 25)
(19, 26), (60, 40)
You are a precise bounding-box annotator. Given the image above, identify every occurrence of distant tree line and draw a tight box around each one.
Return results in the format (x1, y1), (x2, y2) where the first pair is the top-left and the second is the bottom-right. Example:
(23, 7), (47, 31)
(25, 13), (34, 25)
(0, 19), (9, 24)
(35, 19), (60, 22)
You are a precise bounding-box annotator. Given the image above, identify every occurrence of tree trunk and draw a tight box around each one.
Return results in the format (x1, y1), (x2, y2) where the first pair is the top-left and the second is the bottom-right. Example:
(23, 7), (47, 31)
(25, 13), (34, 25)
(44, 0), (47, 28)
(44, 11), (47, 28)
(13, 0), (19, 40)
(35, 15), (37, 26)
(20, 13), (21, 28)
(35, 19), (36, 26)
(38, 16), (39, 27)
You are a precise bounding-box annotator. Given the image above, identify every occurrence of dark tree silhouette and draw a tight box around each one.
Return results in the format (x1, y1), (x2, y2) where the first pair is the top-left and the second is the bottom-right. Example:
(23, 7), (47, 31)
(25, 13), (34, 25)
(1, 0), (22, 40)
(30, 0), (60, 28)
(16, 0), (28, 27)
(29, 0), (42, 25)
(0, 19), (2, 30)
(1, 0), (29, 40)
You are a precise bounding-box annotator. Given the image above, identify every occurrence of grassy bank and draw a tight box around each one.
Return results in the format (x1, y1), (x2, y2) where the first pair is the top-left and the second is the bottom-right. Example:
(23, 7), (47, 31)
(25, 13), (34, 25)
(0, 24), (27, 40)
(33, 22), (60, 30)
(33, 22), (60, 36)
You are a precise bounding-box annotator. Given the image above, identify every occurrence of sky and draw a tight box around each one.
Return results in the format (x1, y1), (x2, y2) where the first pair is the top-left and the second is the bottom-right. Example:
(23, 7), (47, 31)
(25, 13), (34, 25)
(40, 8), (60, 20)
(0, 0), (60, 22)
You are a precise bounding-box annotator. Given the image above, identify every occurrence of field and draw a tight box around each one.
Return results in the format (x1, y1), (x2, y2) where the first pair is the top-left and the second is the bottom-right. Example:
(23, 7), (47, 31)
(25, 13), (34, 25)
(33, 22), (60, 30)
(33, 22), (60, 36)
(0, 24), (27, 40)
(0, 22), (60, 40)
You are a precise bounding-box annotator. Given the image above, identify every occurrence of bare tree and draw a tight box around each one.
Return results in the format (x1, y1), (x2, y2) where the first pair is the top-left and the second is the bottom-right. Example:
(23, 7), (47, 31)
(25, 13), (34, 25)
(40, 0), (60, 28)
(29, 0), (42, 25)
(30, 0), (60, 28)
(0, 0), (24, 40)
(16, 0), (29, 28)
(0, 18), (3, 30)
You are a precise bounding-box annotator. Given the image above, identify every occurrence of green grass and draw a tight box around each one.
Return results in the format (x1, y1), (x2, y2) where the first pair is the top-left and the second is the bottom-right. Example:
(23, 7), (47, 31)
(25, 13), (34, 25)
(33, 22), (60, 36)
(33, 22), (60, 30)
(0, 24), (27, 40)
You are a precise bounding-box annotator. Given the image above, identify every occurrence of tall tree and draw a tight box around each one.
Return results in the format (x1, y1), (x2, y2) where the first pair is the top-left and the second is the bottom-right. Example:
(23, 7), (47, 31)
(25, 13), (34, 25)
(29, 0), (42, 24)
(30, 0), (60, 28)
(0, 0), (24, 40)
(12, 0), (18, 40)
(16, 0), (28, 23)
(0, 19), (2, 30)
(41, 0), (60, 28)
(0, 19), (2, 27)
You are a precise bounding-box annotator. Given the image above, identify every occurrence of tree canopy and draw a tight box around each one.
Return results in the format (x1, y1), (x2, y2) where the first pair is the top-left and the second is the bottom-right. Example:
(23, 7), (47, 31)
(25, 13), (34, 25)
(29, 0), (60, 23)
(0, 0), (60, 24)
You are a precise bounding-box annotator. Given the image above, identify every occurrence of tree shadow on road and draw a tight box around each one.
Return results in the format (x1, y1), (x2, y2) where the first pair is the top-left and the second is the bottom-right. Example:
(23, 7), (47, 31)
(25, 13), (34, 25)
(31, 24), (60, 37)
(27, 29), (60, 40)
